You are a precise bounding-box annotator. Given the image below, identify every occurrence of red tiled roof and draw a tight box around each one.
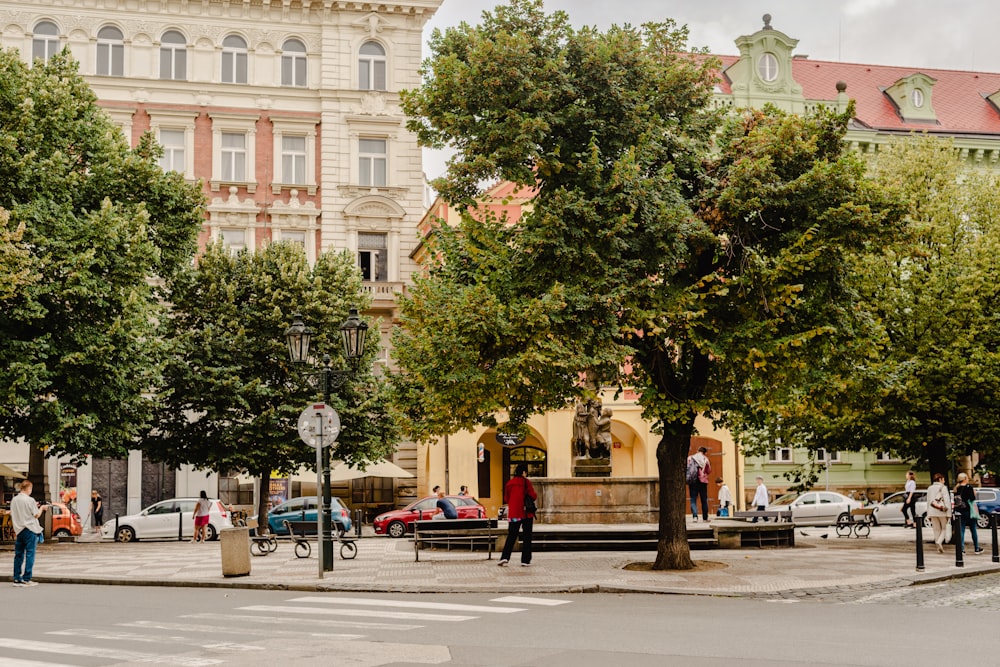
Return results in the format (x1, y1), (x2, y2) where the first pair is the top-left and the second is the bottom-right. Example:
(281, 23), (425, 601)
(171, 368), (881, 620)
(715, 54), (1000, 135)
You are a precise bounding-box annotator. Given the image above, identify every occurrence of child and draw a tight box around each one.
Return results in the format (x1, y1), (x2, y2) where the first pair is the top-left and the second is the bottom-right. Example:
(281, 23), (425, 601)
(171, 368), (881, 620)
(716, 477), (732, 517)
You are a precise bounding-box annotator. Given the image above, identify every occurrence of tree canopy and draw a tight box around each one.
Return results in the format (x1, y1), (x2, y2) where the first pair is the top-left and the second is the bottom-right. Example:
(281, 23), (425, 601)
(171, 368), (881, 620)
(396, 0), (901, 569)
(0, 49), (204, 461)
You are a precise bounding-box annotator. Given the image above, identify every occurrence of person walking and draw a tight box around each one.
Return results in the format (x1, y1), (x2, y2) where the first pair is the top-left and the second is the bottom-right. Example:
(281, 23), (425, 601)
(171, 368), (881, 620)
(926, 473), (952, 553)
(498, 463), (537, 567)
(716, 478), (732, 517)
(751, 476), (769, 523)
(11, 480), (48, 587)
(686, 447), (712, 521)
(953, 473), (983, 555)
(91, 490), (104, 532)
(901, 471), (918, 528)
(192, 491), (212, 543)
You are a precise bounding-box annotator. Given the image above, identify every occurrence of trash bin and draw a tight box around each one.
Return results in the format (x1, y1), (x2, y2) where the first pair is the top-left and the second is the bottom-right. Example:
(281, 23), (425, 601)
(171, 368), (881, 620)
(220, 527), (251, 577)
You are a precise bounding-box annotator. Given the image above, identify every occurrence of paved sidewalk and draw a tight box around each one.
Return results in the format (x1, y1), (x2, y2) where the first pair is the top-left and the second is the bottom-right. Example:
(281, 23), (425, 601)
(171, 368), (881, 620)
(3, 524), (999, 598)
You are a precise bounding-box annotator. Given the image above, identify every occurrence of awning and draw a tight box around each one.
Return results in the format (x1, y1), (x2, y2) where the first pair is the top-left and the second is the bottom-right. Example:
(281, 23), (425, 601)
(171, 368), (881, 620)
(0, 463), (26, 478)
(329, 460), (414, 482)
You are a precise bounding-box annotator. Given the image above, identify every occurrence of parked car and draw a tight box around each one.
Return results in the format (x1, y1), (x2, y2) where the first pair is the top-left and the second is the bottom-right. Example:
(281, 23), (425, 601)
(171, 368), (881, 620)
(871, 491), (928, 526)
(373, 495), (487, 538)
(975, 487), (1000, 529)
(50, 501), (83, 537)
(266, 496), (352, 536)
(101, 497), (232, 542)
(767, 491), (862, 526)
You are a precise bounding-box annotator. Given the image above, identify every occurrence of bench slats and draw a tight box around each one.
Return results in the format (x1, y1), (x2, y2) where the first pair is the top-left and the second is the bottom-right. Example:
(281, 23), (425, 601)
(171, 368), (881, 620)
(412, 519), (500, 562)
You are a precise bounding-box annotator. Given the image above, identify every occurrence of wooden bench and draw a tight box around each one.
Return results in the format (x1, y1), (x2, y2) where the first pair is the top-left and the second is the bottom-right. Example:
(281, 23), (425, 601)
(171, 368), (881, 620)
(731, 510), (794, 523)
(412, 518), (500, 562)
(835, 507), (874, 538)
(283, 520), (357, 560)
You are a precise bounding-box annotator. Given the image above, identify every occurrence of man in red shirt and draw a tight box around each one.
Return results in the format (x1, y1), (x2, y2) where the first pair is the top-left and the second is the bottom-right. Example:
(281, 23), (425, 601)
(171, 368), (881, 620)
(498, 463), (537, 567)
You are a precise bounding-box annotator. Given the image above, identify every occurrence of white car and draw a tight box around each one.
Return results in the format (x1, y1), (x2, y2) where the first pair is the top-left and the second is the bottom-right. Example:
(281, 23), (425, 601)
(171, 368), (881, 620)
(871, 491), (929, 526)
(767, 491), (862, 526)
(101, 497), (233, 543)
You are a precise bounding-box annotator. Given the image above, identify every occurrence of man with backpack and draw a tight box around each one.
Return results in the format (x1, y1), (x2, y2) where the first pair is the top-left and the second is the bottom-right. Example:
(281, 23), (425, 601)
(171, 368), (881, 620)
(686, 446), (712, 522)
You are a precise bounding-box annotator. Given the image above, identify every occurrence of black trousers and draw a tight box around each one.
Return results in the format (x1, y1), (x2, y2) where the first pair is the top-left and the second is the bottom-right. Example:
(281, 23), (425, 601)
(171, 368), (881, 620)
(902, 496), (918, 524)
(500, 518), (533, 564)
(689, 481), (709, 520)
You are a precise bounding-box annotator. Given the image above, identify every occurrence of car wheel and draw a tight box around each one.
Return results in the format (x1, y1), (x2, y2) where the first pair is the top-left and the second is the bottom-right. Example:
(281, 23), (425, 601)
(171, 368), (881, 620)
(977, 515), (991, 530)
(116, 526), (136, 543)
(205, 524), (218, 541)
(53, 528), (71, 538)
(836, 512), (850, 526)
(387, 521), (406, 538)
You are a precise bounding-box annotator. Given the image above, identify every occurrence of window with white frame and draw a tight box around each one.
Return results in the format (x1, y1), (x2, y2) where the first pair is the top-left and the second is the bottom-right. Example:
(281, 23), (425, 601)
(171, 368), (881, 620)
(767, 447), (792, 463)
(96, 25), (124, 77)
(358, 41), (386, 90)
(359, 138), (387, 187)
(278, 230), (306, 248)
(32, 21), (60, 64)
(281, 135), (306, 185)
(816, 448), (841, 463)
(160, 30), (186, 80)
(221, 132), (246, 182)
(875, 451), (898, 462)
(358, 232), (387, 281)
(281, 39), (306, 87)
(221, 34), (248, 84)
(219, 228), (248, 255)
(158, 129), (185, 174)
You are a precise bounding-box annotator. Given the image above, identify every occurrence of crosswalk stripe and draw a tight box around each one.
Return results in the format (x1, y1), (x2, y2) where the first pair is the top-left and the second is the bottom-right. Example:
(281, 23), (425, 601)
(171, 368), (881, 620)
(237, 604), (475, 622)
(490, 596), (571, 606)
(47, 629), (266, 652)
(181, 612), (423, 631)
(0, 638), (222, 666)
(289, 596), (526, 614)
(121, 620), (365, 640)
(0, 660), (74, 667)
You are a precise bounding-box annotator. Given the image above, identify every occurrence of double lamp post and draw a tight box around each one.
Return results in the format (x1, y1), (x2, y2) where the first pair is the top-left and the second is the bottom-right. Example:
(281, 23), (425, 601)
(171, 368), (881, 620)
(284, 307), (368, 573)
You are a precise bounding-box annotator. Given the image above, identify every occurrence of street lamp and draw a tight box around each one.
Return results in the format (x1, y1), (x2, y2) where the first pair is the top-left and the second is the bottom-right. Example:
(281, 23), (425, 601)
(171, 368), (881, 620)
(285, 308), (369, 572)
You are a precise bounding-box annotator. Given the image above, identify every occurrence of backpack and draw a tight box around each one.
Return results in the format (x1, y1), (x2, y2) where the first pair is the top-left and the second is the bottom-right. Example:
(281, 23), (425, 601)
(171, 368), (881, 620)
(685, 457), (700, 483)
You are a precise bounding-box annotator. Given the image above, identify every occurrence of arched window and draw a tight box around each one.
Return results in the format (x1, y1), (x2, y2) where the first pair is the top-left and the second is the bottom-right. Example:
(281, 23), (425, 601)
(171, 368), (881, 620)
(281, 39), (306, 87)
(32, 21), (60, 64)
(504, 446), (547, 482)
(96, 25), (124, 77)
(221, 35), (248, 84)
(358, 41), (386, 91)
(160, 30), (187, 80)
(756, 52), (779, 83)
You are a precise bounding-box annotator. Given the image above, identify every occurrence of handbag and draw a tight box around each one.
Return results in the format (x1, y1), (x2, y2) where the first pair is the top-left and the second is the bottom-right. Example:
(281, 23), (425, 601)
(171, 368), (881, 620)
(524, 495), (537, 515)
(930, 500), (946, 512)
(954, 493), (968, 512)
(970, 500), (980, 521)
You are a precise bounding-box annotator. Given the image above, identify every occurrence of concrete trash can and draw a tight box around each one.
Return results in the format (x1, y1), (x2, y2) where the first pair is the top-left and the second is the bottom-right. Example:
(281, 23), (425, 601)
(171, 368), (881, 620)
(220, 527), (252, 577)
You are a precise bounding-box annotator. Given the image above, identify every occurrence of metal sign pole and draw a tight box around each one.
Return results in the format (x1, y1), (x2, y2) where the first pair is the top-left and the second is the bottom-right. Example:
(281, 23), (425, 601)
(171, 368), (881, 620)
(315, 411), (324, 579)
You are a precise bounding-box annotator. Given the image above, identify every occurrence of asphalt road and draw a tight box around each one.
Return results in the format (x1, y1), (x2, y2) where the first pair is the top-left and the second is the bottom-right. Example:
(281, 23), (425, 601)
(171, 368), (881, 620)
(3, 581), (999, 666)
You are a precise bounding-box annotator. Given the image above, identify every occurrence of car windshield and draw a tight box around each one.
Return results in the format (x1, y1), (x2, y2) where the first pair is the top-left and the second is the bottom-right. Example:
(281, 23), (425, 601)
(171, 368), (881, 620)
(770, 493), (798, 507)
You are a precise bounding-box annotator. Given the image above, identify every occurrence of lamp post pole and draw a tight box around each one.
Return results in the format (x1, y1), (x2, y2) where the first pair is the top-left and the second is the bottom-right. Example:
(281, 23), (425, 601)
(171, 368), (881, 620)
(321, 356), (334, 572)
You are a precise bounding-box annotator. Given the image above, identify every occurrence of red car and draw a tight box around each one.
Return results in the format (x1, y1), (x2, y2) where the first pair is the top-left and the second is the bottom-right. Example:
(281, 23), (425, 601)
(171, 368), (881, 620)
(373, 495), (487, 538)
(50, 502), (83, 537)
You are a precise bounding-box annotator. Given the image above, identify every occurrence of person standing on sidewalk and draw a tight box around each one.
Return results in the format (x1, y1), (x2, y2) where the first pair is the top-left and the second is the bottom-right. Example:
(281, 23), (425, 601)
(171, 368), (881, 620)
(686, 447), (712, 521)
(901, 471), (918, 528)
(11, 480), (47, 587)
(498, 463), (537, 567)
(953, 473), (982, 555)
(91, 490), (104, 532)
(926, 473), (951, 553)
(192, 491), (212, 543)
(751, 476), (769, 523)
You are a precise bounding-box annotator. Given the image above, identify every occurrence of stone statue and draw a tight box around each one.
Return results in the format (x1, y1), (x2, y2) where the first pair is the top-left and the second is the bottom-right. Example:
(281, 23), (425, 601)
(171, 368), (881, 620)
(572, 401), (591, 457)
(593, 407), (613, 459)
(573, 399), (611, 459)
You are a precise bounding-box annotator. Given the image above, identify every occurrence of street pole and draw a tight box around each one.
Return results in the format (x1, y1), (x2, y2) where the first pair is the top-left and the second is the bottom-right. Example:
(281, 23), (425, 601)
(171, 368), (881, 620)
(322, 359), (334, 573)
(315, 409), (324, 579)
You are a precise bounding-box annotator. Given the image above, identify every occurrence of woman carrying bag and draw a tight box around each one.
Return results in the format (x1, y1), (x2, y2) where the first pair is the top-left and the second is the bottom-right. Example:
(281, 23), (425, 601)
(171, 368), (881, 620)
(953, 472), (983, 555)
(926, 473), (952, 553)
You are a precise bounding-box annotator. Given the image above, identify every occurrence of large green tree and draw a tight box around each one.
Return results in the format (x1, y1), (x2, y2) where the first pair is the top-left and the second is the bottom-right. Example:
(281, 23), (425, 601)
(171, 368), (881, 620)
(754, 137), (1000, 479)
(0, 49), (204, 473)
(143, 241), (397, 526)
(395, 0), (900, 569)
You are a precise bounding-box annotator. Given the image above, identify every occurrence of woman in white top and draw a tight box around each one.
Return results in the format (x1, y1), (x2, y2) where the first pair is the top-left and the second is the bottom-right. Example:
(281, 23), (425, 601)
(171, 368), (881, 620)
(902, 470), (918, 528)
(925, 473), (952, 553)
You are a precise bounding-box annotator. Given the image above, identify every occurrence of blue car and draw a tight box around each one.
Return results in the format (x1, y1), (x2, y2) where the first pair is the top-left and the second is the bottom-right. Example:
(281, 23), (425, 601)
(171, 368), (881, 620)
(267, 496), (352, 536)
(975, 487), (1000, 529)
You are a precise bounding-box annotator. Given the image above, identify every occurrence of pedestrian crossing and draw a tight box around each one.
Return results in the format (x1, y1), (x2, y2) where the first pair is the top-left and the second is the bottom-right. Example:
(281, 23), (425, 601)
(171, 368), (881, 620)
(1, 593), (572, 666)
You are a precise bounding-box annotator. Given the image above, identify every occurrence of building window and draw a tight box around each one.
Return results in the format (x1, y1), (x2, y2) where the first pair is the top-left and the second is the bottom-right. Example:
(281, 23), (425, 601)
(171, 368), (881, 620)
(281, 39), (307, 87)
(875, 452), (899, 462)
(280, 230), (306, 248)
(281, 135), (306, 185)
(359, 138), (387, 187)
(757, 52), (778, 82)
(96, 25), (124, 77)
(358, 41), (386, 91)
(358, 232), (387, 282)
(816, 449), (841, 464)
(221, 35), (248, 84)
(32, 21), (60, 64)
(160, 30), (187, 80)
(767, 447), (792, 463)
(221, 132), (246, 182)
(158, 129), (185, 174)
(911, 88), (924, 108)
(220, 228), (247, 254)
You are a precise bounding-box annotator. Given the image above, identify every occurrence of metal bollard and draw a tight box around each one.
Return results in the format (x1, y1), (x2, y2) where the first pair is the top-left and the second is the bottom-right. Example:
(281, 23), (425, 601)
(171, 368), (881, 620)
(954, 513), (964, 568)
(992, 512), (999, 564)
(355, 509), (362, 539)
(178, 509), (183, 542)
(114, 514), (119, 541)
(915, 514), (925, 572)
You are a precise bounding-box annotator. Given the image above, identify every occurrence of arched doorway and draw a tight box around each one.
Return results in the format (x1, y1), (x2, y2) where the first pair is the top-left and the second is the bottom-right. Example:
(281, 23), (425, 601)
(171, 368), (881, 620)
(503, 446), (547, 485)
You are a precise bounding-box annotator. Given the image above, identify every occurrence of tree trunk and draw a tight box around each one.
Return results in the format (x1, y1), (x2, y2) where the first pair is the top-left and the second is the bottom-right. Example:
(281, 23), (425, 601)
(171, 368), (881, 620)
(652, 417), (697, 570)
(255, 470), (271, 535)
(28, 443), (48, 502)
(926, 440), (949, 484)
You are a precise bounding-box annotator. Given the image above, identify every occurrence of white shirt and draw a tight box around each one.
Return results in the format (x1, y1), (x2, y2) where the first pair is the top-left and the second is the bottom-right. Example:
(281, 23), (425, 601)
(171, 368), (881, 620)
(904, 479), (916, 495)
(718, 484), (733, 506)
(752, 483), (769, 507)
(11, 491), (43, 535)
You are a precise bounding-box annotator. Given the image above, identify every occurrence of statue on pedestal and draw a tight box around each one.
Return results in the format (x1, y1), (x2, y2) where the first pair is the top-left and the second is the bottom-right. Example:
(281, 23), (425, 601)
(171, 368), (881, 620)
(572, 399), (612, 459)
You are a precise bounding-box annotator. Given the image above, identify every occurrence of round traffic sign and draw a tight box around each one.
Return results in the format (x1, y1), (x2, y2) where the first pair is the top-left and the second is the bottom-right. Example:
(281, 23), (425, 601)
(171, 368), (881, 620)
(297, 403), (341, 449)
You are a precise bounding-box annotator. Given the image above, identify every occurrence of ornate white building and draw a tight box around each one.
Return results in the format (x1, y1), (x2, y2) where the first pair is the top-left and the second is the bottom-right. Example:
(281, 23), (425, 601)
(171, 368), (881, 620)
(0, 0), (443, 515)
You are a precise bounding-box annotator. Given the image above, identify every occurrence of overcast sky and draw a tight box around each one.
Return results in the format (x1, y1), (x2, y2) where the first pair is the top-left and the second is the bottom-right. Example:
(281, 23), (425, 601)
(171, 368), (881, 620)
(419, 0), (1000, 182)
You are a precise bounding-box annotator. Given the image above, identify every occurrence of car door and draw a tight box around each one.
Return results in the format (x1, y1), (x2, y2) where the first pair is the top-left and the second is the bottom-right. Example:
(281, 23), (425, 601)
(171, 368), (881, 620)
(818, 493), (850, 525)
(454, 497), (483, 519)
(175, 499), (197, 538)
(875, 493), (905, 525)
(409, 498), (438, 525)
(268, 498), (303, 534)
(792, 493), (819, 523)
(141, 501), (180, 539)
